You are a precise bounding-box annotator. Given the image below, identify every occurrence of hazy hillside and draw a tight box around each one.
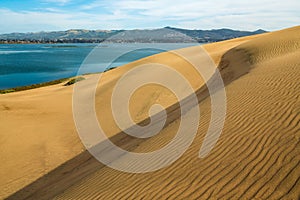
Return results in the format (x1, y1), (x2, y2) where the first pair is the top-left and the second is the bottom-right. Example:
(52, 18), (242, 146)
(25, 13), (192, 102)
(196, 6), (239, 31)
(0, 27), (267, 43)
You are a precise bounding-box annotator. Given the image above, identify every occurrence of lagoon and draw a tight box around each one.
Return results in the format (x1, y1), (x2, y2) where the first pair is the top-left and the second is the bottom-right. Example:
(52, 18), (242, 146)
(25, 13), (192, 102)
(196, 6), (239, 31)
(0, 43), (200, 89)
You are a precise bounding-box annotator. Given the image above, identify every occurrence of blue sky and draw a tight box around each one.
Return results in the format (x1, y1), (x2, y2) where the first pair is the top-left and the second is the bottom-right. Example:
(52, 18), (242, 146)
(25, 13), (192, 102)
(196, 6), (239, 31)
(0, 0), (299, 33)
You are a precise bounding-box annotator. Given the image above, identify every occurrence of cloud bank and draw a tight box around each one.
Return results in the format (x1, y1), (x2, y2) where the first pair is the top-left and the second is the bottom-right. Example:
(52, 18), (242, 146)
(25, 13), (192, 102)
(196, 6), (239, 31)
(0, 0), (299, 33)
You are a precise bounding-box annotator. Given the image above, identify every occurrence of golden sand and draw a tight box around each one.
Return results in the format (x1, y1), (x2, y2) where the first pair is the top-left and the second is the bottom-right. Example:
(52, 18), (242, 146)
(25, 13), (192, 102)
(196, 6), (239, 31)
(1, 26), (299, 199)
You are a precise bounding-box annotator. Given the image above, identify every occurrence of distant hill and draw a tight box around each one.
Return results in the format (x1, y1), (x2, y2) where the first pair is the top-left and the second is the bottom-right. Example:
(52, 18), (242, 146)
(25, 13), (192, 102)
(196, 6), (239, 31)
(165, 27), (267, 42)
(0, 27), (267, 43)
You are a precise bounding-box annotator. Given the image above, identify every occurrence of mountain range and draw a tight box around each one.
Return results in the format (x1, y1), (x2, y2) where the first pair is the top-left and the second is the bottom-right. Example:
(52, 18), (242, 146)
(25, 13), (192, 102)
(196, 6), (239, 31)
(0, 27), (267, 43)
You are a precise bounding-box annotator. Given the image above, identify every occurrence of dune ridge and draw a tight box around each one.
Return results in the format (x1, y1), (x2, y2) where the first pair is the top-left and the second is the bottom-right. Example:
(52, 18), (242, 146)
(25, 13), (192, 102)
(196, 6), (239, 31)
(4, 43), (250, 200)
(55, 26), (300, 199)
(1, 26), (300, 199)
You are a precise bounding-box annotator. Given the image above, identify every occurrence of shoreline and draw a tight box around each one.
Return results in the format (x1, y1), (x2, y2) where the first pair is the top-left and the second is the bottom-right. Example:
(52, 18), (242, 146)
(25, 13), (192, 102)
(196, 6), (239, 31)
(0, 67), (118, 94)
(0, 76), (86, 94)
(0, 43), (199, 92)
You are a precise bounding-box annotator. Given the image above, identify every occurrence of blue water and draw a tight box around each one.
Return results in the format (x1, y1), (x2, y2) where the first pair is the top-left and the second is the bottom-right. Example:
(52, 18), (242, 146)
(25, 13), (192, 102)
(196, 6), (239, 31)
(0, 43), (200, 89)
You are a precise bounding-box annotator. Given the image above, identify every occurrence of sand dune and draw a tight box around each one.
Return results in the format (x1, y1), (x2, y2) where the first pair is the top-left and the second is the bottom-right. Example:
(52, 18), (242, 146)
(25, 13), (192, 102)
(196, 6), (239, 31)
(1, 26), (300, 199)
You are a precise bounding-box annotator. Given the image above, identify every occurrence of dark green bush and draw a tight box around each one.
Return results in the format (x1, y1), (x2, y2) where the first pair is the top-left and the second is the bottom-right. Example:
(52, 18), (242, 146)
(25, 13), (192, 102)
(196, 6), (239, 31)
(0, 78), (69, 94)
(64, 77), (85, 86)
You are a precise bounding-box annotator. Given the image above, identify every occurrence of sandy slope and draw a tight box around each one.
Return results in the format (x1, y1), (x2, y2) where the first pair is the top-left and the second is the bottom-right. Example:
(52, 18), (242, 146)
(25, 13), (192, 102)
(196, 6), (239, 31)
(1, 26), (300, 199)
(0, 84), (85, 198)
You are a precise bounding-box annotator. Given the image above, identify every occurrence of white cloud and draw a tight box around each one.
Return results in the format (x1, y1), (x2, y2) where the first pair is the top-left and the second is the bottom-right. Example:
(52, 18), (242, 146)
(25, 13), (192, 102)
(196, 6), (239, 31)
(0, 0), (299, 33)
(80, 1), (108, 10)
(0, 8), (128, 33)
(127, 0), (298, 30)
(96, 0), (300, 30)
(42, 0), (71, 6)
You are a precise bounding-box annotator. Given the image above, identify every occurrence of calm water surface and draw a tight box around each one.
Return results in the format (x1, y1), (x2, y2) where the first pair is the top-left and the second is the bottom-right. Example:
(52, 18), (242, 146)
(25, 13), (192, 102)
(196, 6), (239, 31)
(0, 43), (200, 89)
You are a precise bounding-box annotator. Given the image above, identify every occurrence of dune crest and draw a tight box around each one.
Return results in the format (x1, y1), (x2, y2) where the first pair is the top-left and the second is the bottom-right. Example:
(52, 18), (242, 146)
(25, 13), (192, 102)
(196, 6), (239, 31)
(1, 26), (300, 199)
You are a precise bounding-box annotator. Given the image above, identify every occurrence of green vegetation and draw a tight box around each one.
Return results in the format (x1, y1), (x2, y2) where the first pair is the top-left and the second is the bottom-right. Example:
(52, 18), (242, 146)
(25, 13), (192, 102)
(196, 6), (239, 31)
(0, 89), (15, 94)
(0, 78), (70, 94)
(104, 67), (116, 72)
(0, 76), (87, 94)
(64, 77), (85, 86)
